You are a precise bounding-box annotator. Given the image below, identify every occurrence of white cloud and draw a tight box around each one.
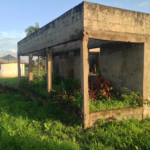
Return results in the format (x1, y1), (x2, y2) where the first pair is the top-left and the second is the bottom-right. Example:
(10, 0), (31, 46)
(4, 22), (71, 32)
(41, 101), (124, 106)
(137, 1), (150, 7)
(0, 31), (26, 51)
(9, 49), (17, 54)
(0, 31), (38, 63)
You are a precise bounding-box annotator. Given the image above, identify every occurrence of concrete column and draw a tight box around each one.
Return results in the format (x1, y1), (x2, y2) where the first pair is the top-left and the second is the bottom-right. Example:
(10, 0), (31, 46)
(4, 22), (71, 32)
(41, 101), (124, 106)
(55, 56), (59, 74)
(143, 43), (150, 119)
(46, 48), (52, 99)
(45, 57), (47, 74)
(29, 54), (33, 89)
(52, 55), (55, 72)
(74, 50), (81, 80)
(59, 53), (68, 78)
(66, 52), (69, 78)
(68, 52), (74, 78)
(17, 53), (21, 89)
(80, 32), (89, 128)
(37, 56), (40, 76)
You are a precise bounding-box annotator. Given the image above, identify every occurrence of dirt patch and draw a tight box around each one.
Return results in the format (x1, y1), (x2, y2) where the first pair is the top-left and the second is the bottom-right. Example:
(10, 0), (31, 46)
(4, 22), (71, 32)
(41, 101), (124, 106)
(0, 83), (18, 94)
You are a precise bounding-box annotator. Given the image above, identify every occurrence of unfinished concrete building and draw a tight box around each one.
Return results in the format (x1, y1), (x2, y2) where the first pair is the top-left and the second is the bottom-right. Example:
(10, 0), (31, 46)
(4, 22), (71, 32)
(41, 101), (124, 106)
(18, 1), (150, 128)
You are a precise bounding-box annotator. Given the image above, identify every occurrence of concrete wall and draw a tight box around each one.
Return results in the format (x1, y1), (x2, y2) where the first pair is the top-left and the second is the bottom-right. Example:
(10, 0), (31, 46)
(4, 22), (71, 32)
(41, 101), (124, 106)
(100, 43), (144, 93)
(53, 56), (59, 73)
(84, 2), (150, 36)
(59, 54), (67, 78)
(68, 52), (74, 78)
(0, 63), (24, 77)
(74, 50), (81, 80)
(89, 107), (143, 127)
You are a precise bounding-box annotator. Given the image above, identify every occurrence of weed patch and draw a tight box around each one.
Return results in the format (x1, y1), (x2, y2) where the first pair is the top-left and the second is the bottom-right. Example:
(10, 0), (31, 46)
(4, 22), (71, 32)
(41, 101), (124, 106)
(0, 92), (150, 149)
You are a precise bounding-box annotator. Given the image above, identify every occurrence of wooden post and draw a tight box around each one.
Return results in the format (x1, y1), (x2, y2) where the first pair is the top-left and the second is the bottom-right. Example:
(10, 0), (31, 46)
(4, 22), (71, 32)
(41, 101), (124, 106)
(37, 56), (40, 76)
(17, 53), (21, 89)
(80, 31), (89, 128)
(46, 47), (52, 100)
(29, 54), (33, 89)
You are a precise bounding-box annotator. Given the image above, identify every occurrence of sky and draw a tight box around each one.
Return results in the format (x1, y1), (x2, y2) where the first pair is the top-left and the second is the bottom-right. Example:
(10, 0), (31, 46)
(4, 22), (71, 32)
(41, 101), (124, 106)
(0, 0), (150, 63)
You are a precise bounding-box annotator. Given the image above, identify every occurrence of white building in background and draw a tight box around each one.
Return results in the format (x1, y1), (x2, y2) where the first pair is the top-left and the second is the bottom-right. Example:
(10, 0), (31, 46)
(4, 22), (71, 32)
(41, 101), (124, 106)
(0, 54), (27, 77)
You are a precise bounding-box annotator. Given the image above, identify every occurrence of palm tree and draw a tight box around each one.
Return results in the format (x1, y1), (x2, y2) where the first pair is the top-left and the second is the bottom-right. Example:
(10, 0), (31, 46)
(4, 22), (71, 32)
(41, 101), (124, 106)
(25, 22), (40, 36)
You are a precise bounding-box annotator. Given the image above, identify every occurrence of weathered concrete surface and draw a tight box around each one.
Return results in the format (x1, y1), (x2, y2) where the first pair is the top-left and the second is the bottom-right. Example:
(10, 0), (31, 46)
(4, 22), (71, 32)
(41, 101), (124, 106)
(18, 1), (150, 128)
(51, 39), (110, 56)
(74, 50), (81, 80)
(18, 2), (84, 55)
(59, 53), (68, 78)
(80, 32), (90, 128)
(89, 107), (143, 127)
(18, 1), (150, 56)
(46, 48), (52, 99)
(54, 56), (59, 73)
(84, 1), (150, 41)
(100, 43), (144, 94)
(29, 54), (33, 89)
(143, 43), (150, 119)
(68, 52), (74, 78)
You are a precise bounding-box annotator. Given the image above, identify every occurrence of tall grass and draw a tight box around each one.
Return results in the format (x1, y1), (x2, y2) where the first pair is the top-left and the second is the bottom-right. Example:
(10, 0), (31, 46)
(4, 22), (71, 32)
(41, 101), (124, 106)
(0, 92), (150, 149)
(0, 77), (18, 89)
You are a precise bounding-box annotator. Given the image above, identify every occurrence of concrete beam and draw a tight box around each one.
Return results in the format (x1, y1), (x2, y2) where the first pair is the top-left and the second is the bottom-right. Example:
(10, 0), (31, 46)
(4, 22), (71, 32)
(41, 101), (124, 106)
(51, 39), (112, 56)
(80, 31), (90, 128)
(46, 47), (52, 100)
(87, 29), (149, 43)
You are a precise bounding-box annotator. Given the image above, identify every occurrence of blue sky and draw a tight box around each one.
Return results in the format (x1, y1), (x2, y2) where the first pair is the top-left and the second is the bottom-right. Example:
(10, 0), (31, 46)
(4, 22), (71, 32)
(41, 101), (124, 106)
(0, 0), (150, 62)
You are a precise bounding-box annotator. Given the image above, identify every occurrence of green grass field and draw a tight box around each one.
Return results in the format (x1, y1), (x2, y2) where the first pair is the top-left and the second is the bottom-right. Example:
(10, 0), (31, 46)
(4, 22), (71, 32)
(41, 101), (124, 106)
(0, 91), (150, 150)
(0, 77), (18, 89)
(25, 67), (45, 76)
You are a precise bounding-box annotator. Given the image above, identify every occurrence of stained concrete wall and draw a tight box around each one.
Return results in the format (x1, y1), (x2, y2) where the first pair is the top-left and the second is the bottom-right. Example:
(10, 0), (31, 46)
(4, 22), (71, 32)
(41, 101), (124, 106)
(74, 50), (81, 80)
(54, 56), (59, 73)
(100, 43), (144, 94)
(18, 1), (150, 56)
(59, 54), (67, 78)
(18, 2), (84, 55)
(143, 43), (150, 119)
(84, 2), (150, 36)
(89, 107), (143, 127)
(68, 52), (74, 78)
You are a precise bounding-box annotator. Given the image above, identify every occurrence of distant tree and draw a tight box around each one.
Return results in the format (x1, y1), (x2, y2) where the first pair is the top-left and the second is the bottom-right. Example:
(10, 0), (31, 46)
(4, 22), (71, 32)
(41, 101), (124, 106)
(32, 60), (36, 68)
(40, 56), (46, 66)
(25, 22), (40, 36)
(40, 56), (47, 73)
(25, 63), (29, 68)
(35, 58), (38, 65)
